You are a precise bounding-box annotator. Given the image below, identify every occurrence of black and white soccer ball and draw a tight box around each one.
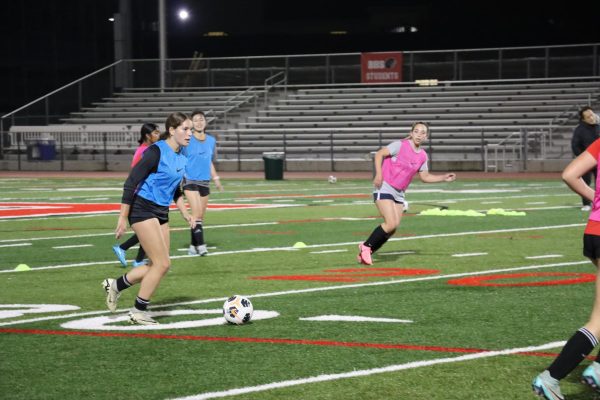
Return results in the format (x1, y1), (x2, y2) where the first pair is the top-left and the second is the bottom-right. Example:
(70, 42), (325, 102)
(223, 295), (254, 325)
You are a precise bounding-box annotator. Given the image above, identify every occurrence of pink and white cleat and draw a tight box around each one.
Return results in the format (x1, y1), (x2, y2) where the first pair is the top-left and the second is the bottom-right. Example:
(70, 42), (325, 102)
(357, 243), (373, 265)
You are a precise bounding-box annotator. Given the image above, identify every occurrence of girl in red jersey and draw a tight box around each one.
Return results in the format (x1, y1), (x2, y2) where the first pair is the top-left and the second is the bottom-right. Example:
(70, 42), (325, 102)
(532, 137), (600, 399)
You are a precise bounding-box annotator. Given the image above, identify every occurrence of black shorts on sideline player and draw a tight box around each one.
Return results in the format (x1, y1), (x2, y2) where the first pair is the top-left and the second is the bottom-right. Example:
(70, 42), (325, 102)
(183, 179), (210, 197)
(583, 234), (600, 259)
(128, 196), (169, 225)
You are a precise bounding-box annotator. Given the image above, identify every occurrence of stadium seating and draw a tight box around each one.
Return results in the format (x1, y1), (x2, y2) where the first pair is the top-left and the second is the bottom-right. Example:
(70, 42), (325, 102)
(61, 88), (266, 125)
(7, 78), (600, 171)
(216, 80), (600, 165)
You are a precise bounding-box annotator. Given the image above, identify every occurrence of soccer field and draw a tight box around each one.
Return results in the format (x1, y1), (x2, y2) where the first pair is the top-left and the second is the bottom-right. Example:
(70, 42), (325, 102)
(0, 175), (596, 399)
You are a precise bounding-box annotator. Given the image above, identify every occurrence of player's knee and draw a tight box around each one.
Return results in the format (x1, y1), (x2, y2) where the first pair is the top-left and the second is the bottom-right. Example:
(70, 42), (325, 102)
(155, 258), (171, 274)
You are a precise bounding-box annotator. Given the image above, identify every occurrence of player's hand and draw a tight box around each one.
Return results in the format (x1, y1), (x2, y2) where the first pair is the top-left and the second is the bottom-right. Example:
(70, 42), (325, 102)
(444, 173), (456, 182)
(184, 214), (196, 229)
(115, 216), (128, 239)
(373, 174), (383, 189)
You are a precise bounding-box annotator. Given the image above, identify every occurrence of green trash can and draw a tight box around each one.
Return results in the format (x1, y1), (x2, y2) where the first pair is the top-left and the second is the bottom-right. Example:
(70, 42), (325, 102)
(262, 152), (285, 180)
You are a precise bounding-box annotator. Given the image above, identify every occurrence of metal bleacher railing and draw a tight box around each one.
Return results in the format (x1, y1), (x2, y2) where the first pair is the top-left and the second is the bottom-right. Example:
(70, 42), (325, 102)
(1, 43), (599, 171)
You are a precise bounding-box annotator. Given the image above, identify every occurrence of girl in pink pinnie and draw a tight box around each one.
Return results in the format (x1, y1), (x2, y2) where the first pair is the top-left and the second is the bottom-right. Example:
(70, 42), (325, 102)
(357, 122), (456, 265)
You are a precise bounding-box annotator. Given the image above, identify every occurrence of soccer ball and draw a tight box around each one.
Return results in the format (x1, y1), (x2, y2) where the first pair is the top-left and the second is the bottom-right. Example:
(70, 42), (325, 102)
(223, 295), (253, 325)
(328, 175), (337, 184)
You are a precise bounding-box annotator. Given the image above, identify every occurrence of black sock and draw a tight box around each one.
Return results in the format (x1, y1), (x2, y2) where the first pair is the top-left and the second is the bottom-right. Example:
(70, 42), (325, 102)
(120, 235), (139, 251)
(364, 225), (391, 254)
(548, 328), (597, 380)
(192, 220), (204, 246)
(135, 246), (146, 263)
(371, 229), (396, 253)
(115, 275), (132, 292)
(134, 296), (150, 311)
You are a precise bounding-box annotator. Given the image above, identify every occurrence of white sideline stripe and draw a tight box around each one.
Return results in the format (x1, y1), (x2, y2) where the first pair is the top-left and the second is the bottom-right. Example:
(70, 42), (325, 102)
(480, 201), (501, 204)
(309, 249), (347, 254)
(452, 252), (488, 257)
(0, 223), (586, 274)
(0, 259), (590, 327)
(0, 190), (574, 223)
(526, 254), (563, 259)
(0, 243), (32, 248)
(526, 202), (547, 205)
(299, 315), (412, 323)
(0, 222), (279, 243)
(168, 341), (566, 400)
(378, 251), (415, 256)
(52, 244), (94, 249)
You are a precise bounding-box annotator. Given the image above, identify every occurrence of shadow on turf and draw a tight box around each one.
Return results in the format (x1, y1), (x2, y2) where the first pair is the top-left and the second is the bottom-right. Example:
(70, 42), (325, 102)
(376, 249), (420, 262)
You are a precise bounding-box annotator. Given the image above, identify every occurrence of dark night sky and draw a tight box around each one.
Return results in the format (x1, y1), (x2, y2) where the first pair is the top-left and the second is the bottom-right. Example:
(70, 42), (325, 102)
(1, 0), (599, 115)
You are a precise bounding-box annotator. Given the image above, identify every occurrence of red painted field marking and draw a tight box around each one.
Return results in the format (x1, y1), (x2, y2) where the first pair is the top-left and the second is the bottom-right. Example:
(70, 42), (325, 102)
(0, 202), (285, 219)
(448, 272), (596, 287)
(251, 268), (440, 282)
(0, 327), (563, 358)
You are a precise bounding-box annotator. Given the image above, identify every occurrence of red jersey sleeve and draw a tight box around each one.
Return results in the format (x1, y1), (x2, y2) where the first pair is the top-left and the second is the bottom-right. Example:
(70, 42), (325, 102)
(585, 138), (600, 160)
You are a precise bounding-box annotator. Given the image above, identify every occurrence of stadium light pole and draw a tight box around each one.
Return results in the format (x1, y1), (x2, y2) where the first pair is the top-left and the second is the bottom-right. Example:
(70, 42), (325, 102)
(158, 0), (167, 91)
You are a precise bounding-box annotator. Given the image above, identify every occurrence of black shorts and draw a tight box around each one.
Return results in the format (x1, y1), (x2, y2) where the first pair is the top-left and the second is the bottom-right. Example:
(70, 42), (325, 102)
(583, 234), (600, 259)
(183, 182), (210, 197)
(372, 192), (404, 205)
(128, 196), (169, 226)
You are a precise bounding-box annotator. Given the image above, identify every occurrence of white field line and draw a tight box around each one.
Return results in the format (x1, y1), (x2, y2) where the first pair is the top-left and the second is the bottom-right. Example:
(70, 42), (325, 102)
(0, 189), (575, 223)
(299, 315), (413, 323)
(451, 252), (488, 257)
(526, 254), (563, 259)
(0, 223), (586, 274)
(309, 249), (348, 254)
(0, 222), (279, 243)
(0, 243), (32, 248)
(52, 244), (94, 249)
(0, 259), (590, 327)
(378, 251), (415, 256)
(168, 341), (566, 400)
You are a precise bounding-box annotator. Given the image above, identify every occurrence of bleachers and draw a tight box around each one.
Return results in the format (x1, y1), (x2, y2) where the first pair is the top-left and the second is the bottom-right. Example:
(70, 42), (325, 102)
(62, 88), (266, 125)
(218, 79), (600, 162)
(7, 79), (600, 168)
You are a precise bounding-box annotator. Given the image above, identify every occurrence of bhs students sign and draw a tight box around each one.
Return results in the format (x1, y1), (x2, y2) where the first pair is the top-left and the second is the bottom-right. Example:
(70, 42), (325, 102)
(361, 52), (403, 83)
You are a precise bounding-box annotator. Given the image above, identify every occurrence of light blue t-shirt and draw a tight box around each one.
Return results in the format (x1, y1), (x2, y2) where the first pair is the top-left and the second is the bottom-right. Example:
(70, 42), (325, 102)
(181, 133), (216, 181)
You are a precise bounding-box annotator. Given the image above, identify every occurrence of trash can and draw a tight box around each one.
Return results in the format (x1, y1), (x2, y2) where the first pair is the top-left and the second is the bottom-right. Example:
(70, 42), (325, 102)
(262, 152), (285, 180)
(26, 140), (40, 161)
(38, 139), (56, 161)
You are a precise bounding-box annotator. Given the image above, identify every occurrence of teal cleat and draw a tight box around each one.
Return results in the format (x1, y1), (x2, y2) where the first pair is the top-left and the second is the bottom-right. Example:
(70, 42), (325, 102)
(532, 370), (564, 400)
(132, 259), (148, 268)
(112, 245), (127, 267)
(582, 361), (600, 392)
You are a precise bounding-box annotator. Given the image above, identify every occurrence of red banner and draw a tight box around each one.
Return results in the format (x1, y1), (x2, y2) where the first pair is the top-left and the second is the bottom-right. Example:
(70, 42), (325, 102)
(361, 52), (403, 83)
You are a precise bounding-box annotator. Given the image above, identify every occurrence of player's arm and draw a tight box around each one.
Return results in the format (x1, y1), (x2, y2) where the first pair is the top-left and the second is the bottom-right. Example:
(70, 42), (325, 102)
(174, 187), (195, 228)
(116, 146), (159, 238)
(210, 161), (223, 191)
(562, 151), (597, 203)
(418, 170), (456, 183)
(373, 147), (390, 188)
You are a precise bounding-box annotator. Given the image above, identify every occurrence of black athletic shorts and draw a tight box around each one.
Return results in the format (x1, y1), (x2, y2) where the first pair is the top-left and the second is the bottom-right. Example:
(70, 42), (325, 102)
(183, 181), (210, 197)
(128, 196), (169, 226)
(583, 234), (600, 259)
